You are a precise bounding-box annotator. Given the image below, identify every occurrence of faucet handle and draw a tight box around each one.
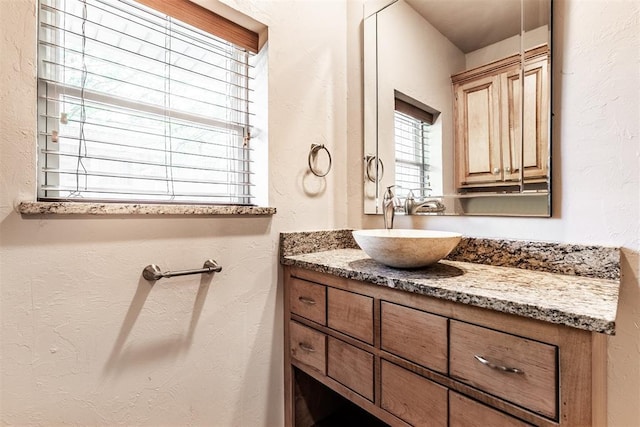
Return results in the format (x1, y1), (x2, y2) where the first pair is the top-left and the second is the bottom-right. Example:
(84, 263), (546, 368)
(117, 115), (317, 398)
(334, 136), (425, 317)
(384, 185), (396, 200)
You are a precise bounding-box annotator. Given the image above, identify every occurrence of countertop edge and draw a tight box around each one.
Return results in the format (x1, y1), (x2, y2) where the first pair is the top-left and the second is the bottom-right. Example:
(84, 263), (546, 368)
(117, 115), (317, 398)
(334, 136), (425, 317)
(281, 255), (618, 335)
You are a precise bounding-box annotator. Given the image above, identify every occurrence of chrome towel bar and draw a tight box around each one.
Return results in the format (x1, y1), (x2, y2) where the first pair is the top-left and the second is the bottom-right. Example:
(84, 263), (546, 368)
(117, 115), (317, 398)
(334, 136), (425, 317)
(142, 259), (222, 281)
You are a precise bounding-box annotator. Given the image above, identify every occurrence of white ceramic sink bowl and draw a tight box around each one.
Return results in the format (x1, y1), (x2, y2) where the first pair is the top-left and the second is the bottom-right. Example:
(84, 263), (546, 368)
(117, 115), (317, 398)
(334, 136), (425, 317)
(352, 229), (462, 269)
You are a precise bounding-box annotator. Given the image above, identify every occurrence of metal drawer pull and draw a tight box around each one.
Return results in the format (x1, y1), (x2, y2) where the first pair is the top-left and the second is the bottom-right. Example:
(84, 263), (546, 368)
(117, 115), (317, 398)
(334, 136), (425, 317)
(298, 296), (316, 305)
(299, 343), (316, 353)
(474, 354), (524, 375)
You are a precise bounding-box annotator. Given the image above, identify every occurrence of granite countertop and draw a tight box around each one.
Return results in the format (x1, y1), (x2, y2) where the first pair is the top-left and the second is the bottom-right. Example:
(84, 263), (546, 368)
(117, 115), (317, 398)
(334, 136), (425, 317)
(280, 230), (621, 335)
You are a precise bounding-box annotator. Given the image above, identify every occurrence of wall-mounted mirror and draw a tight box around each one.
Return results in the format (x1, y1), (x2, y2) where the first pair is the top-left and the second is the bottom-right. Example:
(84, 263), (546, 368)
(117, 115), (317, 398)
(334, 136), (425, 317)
(363, 0), (552, 217)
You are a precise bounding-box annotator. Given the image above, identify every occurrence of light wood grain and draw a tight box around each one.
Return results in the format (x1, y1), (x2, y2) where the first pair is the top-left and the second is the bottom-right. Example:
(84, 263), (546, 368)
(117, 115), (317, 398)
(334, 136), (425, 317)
(284, 266), (607, 427)
(381, 301), (448, 374)
(453, 45), (549, 190)
(380, 360), (448, 427)
(290, 277), (326, 325)
(327, 337), (375, 401)
(449, 391), (533, 427)
(289, 321), (326, 375)
(327, 287), (374, 344)
(450, 320), (557, 419)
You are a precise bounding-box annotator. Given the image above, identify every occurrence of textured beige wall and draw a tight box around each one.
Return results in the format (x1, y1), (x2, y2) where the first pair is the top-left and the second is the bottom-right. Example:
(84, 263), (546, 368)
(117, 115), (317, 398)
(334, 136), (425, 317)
(1, 0), (638, 426)
(0, 0), (348, 425)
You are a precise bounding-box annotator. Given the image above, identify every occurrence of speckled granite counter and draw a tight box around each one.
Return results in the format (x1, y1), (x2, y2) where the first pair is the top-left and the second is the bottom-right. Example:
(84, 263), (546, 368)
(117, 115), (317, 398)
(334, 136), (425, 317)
(18, 201), (276, 216)
(280, 230), (620, 335)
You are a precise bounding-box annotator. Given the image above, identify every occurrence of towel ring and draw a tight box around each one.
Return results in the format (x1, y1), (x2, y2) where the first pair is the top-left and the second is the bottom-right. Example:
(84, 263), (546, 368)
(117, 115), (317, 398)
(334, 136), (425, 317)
(365, 155), (384, 183)
(308, 144), (332, 177)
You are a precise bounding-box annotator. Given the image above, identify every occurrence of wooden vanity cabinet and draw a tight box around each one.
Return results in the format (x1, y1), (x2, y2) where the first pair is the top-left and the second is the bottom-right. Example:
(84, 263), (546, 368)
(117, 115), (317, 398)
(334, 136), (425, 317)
(453, 46), (549, 190)
(284, 266), (606, 427)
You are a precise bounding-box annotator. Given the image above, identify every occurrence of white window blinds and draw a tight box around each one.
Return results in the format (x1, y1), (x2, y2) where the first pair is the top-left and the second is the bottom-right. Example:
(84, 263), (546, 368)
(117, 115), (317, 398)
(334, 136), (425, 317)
(37, 0), (256, 205)
(394, 109), (432, 198)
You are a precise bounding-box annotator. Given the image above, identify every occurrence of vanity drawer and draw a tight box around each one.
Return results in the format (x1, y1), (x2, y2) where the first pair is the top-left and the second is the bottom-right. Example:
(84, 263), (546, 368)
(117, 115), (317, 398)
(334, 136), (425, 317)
(327, 287), (374, 344)
(449, 392), (533, 427)
(450, 320), (558, 419)
(327, 337), (374, 401)
(381, 301), (448, 373)
(290, 277), (326, 325)
(289, 321), (326, 374)
(380, 360), (448, 427)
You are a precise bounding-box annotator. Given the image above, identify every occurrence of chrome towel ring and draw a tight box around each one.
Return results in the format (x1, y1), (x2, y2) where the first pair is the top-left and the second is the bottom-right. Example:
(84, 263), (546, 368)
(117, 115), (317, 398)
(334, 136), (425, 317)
(364, 155), (384, 183)
(308, 144), (332, 177)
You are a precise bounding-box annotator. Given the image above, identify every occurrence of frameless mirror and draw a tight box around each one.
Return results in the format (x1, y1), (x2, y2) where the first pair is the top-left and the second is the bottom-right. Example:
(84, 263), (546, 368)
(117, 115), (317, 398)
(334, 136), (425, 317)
(363, 0), (552, 217)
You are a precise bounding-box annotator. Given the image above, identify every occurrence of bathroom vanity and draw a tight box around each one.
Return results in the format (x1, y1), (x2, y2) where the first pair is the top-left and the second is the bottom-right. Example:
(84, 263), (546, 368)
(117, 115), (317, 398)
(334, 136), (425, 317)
(280, 230), (620, 427)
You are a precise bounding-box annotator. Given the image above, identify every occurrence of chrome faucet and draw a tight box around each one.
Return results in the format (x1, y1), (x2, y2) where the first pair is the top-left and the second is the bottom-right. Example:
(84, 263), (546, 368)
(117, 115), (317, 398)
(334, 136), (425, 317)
(404, 190), (446, 214)
(382, 185), (396, 229)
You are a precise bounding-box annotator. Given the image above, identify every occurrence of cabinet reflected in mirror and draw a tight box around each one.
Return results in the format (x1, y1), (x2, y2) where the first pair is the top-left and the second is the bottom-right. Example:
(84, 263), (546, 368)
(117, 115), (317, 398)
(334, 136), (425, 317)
(363, 0), (552, 217)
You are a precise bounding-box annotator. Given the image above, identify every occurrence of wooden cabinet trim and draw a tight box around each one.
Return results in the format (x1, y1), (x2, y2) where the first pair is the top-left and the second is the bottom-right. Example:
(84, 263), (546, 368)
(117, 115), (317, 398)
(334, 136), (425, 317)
(284, 266), (605, 427)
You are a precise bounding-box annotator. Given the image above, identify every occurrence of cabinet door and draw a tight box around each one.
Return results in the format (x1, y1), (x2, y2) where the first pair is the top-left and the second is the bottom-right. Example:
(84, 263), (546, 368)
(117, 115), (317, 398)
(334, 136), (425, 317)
(455, 74), (502, 186)
(504, 57), (549, 182)
(327, 287), (374, 344)
(450, 320), (558, 419)
(380, 302), (448, 374)
(380, 360), (448, 426)
(327, 337), (374, 401)
(449, 392), (533, 427)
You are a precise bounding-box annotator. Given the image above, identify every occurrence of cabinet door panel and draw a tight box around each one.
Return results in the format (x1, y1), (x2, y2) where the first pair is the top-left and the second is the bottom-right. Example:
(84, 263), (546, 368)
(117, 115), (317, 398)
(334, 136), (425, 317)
(381, 302), (448, 373)
(327, 287), (374, 344)
(455, 74), (502, 186)
(327, 337), (374, 401)
(449, 391), (533, 427)
(290, 277), (326, 325)
(380, 360), (447, 427)
(450, 320), (557, 419)
(289, 321), (326, 374)
(522, 57), (549, 180)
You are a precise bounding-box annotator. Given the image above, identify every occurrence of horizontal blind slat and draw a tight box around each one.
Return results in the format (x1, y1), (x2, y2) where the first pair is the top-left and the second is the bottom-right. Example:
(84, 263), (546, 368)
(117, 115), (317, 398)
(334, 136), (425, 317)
(43, 169), (253, 186)
(42, 150), (252, 171)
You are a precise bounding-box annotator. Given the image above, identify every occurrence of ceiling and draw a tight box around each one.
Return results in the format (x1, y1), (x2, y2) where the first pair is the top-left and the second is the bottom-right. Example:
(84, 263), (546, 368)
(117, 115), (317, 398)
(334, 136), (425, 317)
(404, 0), (550, 53)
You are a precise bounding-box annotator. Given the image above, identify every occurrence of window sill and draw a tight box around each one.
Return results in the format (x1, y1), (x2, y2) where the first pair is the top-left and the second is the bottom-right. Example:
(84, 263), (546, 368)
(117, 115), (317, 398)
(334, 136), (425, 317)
(18, 202), (276, 216)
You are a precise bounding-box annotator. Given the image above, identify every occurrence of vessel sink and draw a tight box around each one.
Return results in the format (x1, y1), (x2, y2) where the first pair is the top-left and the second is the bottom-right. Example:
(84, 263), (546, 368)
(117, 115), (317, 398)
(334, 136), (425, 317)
(352, 229), (462, 269)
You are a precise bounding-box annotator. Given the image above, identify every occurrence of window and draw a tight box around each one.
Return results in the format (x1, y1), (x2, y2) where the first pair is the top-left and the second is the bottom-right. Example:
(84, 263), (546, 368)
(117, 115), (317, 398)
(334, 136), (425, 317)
(394, 98), (433, 199)
(37, 0), (261, 205)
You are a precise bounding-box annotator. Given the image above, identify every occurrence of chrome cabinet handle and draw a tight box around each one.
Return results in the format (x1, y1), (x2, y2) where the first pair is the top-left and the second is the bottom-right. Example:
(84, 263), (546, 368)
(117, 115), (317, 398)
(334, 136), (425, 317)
(493, 167), (501, 175)
(474, 354), (524, 375)
(505, 166), (511, 173)
(298, 296), (316, 305)
(299, 343), (316, 353)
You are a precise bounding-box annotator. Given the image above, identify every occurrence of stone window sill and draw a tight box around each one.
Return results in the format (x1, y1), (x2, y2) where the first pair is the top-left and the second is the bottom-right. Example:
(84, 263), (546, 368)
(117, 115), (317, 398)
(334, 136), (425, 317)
(18, 201), (276, 216)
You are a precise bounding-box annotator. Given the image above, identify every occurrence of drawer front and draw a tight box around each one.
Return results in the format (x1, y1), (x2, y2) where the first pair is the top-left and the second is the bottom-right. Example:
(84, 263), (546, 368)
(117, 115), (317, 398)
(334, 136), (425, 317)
(449, 392), (533, 427)
(380, 360), (447, 427)
(327, 287), (374, 344)
(289, 321), (326, 374)
(381, 302), (448, 373)
(327, 337), (374, 401)
(450, 320), (557, 419)
(290, 277), (326, 325)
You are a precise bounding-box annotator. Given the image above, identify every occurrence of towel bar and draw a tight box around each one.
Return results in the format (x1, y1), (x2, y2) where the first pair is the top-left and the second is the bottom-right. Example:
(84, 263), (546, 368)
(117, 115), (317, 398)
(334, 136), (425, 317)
(142, 259), (222, 281)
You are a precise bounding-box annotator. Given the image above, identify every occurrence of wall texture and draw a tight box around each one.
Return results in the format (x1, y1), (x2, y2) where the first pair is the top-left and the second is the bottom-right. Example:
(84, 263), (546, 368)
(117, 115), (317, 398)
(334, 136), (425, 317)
(1, 0), (638, 426)
(0, 0), (347, 425)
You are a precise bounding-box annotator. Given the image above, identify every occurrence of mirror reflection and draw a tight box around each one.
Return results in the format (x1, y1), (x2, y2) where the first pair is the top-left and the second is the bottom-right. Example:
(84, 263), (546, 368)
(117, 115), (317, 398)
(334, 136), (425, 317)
(363, 0), (552, 217)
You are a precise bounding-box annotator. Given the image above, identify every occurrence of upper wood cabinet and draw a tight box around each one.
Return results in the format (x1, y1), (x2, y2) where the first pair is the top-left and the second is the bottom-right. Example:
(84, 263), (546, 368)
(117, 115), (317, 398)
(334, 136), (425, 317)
(453, 46), (550, 190)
